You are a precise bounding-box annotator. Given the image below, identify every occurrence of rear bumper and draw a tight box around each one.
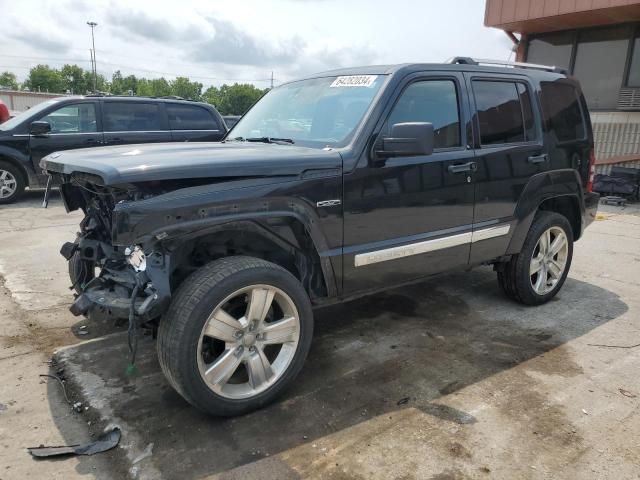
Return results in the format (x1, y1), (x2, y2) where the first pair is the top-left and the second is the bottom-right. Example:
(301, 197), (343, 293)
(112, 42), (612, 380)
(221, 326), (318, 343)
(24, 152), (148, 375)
(582, 191), (599, 233)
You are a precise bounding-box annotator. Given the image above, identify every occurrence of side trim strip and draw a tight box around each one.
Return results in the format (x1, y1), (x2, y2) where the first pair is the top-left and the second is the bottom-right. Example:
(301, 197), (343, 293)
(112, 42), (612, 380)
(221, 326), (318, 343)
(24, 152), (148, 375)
(353, 223), (511, 267)
(354, 231), (472, 267)
(471, 224), (511, 243)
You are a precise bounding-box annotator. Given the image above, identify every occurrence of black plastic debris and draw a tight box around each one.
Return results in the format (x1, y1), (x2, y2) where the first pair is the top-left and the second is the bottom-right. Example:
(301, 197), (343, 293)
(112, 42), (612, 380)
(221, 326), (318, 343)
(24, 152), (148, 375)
(28, 427), (121, 458)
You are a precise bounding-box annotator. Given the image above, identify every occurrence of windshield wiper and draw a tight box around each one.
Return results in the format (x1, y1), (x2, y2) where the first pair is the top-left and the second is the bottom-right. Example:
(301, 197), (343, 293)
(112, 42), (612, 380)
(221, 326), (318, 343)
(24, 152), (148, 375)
(245, 137), (295, 145)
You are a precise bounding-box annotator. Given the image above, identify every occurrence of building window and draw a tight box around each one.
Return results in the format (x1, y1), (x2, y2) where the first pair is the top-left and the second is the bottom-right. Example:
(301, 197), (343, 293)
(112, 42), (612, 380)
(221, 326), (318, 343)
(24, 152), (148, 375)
(573, 26), (629, 110)
(628, 34), (640, 87)
(527, 31), (574, 70)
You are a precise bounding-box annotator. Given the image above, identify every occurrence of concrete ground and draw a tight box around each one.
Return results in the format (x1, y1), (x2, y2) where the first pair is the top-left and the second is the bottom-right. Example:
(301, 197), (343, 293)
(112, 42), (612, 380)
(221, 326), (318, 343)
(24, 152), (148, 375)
(0, 190), (639, 480)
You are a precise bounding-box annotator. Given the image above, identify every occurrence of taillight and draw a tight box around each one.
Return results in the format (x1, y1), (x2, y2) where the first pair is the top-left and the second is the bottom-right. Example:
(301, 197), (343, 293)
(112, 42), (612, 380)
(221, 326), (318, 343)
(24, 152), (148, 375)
(586, 149), (596, 192)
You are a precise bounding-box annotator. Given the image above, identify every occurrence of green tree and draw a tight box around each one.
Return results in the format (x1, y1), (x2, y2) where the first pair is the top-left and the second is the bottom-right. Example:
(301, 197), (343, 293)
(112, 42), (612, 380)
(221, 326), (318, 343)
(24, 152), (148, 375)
(60, 64), (90, 94)
(23, 65), (65, 93)
(203, 83), (267, 115)
(170, 76), (202, 101)
(137, 77), (171, 97)
(0, 71), (18, 90)
(82, 70), (109, 93)
(110, 70), (138, 95)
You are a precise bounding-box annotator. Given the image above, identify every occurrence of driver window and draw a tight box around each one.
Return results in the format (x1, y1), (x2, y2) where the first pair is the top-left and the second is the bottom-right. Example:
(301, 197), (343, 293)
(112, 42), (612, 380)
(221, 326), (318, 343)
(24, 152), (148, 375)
(40, 103), (97, 134)
(383, 80), (461, 149)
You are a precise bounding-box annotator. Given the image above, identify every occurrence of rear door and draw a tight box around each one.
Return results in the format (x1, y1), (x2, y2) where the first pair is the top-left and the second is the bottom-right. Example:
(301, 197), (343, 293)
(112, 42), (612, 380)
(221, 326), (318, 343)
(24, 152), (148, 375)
(29, 100), (103, 172)
(102, 101), (170, 146)
(465, 73), (546, 264)
(167, 103), (225, 141)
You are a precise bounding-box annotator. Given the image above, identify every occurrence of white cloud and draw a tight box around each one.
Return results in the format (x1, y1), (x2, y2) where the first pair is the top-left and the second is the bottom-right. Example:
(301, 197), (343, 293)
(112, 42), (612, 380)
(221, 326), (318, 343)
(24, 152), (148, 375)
(0, 0), (510, 88)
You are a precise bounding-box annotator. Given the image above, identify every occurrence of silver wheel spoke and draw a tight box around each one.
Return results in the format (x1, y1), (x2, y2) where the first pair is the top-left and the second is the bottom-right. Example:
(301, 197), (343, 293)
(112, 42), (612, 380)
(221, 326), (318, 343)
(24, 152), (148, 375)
(246, 287), (275, 325)
(205, 348), (243, 386)
(530, 255), (543, 275)
(548, 260), (563, 279)
(0, 171), (7, 180)
(534, 265), (547, 293)
(549, 234), (566, 256)
(261, 316), (298, 345)
(203, 308), (242, 342)
(538, 230), (550, 255)
(246, 346), (273, 389)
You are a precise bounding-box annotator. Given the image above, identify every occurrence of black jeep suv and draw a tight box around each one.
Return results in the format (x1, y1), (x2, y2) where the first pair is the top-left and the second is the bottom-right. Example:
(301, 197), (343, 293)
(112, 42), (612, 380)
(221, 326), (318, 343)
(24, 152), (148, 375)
(42, 58), (599, 416)
(0, 96), (226, 204)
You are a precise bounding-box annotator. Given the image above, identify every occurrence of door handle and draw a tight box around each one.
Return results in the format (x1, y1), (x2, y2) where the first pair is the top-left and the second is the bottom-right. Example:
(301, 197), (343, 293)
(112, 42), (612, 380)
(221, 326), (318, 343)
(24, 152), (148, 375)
(448, 162), (477, 174)
(527, 154), (548, 164)
(85, 138), (103, 145)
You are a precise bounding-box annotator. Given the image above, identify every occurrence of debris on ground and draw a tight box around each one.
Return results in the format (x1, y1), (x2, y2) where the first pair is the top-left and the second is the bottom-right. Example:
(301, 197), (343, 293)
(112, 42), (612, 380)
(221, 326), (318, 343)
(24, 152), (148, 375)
(27, 427), (121, 458)
(39, 374), (70, 405)
(619, 388), (637, 398)
(397, 397), (410, 406)
(73, 402), (84, 413)
(132, 443), (154, 464)
(587, 342), (640, 349)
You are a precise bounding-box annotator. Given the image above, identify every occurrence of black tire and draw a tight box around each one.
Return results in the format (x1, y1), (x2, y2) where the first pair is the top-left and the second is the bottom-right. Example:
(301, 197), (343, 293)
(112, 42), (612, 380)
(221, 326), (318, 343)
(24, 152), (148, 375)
(497, 211), (573, 306)
(157, 256), (314, 416)
(68, 249), (97, 294)
(0, 160), (26, 205)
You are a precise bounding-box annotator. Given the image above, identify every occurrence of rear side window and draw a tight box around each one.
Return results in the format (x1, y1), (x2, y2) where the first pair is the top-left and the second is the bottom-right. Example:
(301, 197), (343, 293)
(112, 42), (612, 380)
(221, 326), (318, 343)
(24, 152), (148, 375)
(384, 79), (461, 149)
(473, 80), (536, 146)
(167, 104), (219, 131)
(103, 102), (162, 132)
(539, 81), (586, 143)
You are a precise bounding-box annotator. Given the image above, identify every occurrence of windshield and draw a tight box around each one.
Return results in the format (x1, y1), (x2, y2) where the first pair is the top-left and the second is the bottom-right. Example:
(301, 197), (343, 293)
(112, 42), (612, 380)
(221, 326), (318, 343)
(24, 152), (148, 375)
(0, 99), (62, 131)
(230, 75), (386, 147)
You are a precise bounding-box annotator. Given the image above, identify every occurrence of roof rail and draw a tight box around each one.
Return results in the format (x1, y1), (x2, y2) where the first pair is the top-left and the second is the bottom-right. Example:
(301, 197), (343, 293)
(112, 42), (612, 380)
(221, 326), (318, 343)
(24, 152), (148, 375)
(446, 57), (568, 75)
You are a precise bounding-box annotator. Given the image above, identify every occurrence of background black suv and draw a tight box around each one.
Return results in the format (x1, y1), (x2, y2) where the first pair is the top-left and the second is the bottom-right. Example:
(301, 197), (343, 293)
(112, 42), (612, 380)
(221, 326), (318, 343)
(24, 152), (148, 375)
(0, 96), (227, 203)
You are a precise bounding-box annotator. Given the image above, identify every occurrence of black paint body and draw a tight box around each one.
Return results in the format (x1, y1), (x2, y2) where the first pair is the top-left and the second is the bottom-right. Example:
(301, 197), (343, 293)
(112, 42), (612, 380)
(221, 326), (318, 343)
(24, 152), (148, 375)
(41, 63), (598, 321)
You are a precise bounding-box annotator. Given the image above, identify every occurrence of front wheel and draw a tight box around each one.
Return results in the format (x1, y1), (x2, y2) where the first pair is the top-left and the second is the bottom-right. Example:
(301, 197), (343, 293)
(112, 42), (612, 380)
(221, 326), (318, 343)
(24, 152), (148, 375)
(498, 211), (573, 305)
(0, 161), (26, 205)
(157, 256), (313, 416)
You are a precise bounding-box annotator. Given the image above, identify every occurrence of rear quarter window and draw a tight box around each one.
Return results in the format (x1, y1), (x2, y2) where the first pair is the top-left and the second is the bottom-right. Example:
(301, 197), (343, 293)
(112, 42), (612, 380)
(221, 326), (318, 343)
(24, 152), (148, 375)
(539, 82), (586, 143)
(167, 104), (219, 131)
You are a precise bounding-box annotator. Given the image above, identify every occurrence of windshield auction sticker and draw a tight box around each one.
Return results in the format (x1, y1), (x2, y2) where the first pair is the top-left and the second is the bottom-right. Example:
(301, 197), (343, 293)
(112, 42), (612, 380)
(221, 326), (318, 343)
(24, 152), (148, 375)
(330, 75), (378, 87)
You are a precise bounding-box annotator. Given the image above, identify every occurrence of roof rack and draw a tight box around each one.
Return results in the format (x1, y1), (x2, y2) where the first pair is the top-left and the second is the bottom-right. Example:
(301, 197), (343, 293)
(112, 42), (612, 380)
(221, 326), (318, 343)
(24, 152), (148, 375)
(446, 57), (568, 75)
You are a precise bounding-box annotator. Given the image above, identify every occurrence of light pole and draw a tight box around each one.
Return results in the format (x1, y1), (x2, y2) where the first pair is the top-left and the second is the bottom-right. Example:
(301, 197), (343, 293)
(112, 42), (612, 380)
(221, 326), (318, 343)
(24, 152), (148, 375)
(87, 21), (98, 92)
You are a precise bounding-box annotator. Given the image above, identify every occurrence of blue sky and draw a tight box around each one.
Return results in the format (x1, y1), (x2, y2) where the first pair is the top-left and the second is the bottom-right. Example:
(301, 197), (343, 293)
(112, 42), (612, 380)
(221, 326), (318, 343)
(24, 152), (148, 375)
(0, 0), (513, 88)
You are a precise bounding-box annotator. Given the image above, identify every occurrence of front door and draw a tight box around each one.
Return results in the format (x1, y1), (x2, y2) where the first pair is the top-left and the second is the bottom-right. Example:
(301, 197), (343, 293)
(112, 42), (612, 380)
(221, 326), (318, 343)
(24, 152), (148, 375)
(29, 101), (103, 174)
(342, 73), (476, 294)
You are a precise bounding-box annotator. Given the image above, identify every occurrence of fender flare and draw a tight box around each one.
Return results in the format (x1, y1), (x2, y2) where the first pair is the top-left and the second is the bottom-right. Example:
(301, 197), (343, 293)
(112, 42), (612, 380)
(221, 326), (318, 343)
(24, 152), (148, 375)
(506, 169), (585, 255)
(118, 199), (338, 299)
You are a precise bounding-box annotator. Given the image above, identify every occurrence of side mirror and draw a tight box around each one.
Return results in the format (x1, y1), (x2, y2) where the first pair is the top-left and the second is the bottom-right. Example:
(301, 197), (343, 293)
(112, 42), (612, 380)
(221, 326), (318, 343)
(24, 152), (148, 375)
(375, 122), (434, 160)
(30, 121), (51, 136)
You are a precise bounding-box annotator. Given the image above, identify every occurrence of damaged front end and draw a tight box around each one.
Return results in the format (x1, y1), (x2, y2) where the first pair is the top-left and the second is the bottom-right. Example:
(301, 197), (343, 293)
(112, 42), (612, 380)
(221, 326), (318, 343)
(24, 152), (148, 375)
(57, 175), (171, 327)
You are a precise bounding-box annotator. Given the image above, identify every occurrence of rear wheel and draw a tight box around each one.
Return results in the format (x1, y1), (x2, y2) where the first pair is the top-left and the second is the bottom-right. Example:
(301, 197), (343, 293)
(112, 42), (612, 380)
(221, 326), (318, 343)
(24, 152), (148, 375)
(498, 211), (573, 305)
(0, 161), (25, 205)
(157, 256), (313, 416)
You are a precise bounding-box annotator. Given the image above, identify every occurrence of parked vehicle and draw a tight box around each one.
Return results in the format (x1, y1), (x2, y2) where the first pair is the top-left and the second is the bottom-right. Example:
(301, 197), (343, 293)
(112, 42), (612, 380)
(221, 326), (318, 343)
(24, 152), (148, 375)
(0, 99), (9, 124)
(0, 96), (226, 204)
(222, 115), (241, 129)
(42, 58), (599, 416)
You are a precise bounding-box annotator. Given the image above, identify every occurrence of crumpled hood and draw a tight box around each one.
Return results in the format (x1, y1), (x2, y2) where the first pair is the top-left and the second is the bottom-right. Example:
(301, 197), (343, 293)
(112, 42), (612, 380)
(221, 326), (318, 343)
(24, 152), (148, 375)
(40, 141), (342, 185)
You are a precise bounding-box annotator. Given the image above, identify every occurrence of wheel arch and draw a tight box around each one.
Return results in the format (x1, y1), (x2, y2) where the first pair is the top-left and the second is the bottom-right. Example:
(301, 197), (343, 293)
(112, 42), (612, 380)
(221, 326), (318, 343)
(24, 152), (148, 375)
(506, 169), (585, 255)
(157, 216), (337, 302)
(0, 149), (31, 187)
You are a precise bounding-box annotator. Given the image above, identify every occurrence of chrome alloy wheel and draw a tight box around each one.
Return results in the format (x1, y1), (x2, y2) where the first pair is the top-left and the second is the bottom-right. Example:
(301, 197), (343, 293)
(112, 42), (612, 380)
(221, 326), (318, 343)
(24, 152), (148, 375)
(197, 284), (301, 399)
(529, 226), (569, 295)
(0, 169), (17, 199)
